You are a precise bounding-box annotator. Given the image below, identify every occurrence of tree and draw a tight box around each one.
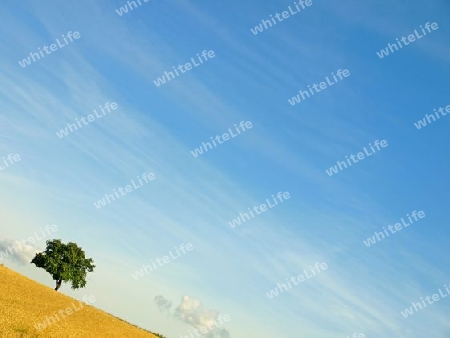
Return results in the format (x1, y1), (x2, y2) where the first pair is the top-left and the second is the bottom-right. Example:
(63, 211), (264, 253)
(31, 239), (95, 291)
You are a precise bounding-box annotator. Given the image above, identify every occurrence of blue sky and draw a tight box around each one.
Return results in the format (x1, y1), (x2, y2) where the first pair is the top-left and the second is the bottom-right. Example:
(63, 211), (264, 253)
(1, 0), (450, 337)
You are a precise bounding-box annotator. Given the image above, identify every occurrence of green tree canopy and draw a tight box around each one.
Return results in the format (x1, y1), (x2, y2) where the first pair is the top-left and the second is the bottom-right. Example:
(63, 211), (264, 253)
(31, 239), (95, 291)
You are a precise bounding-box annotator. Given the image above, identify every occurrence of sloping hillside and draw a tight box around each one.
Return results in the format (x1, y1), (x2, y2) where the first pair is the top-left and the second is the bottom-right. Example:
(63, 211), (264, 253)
(0, 265), (158, 337)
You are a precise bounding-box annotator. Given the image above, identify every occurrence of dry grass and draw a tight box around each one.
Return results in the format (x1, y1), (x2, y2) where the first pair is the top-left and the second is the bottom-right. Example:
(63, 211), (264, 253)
(0, 264), (158, 337)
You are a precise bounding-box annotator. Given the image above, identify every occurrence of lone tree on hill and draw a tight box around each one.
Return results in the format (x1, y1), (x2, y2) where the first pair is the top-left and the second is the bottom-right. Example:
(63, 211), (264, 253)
(31, 239), (95, 291)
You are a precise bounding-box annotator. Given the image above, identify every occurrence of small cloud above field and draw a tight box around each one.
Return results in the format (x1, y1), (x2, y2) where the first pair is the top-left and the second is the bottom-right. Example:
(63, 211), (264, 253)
(155, 294), (230, 337)
(154, 295), (172, 312)
(0, 239), (40, 265)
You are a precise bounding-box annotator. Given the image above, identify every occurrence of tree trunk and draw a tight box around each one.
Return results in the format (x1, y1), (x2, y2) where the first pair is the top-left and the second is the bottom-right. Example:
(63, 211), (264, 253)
(55, 279), (62, 291)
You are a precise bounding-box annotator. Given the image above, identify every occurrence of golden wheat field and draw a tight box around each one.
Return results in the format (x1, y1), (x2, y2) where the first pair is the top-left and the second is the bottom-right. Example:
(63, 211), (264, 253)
(0, 265), (157, 338)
